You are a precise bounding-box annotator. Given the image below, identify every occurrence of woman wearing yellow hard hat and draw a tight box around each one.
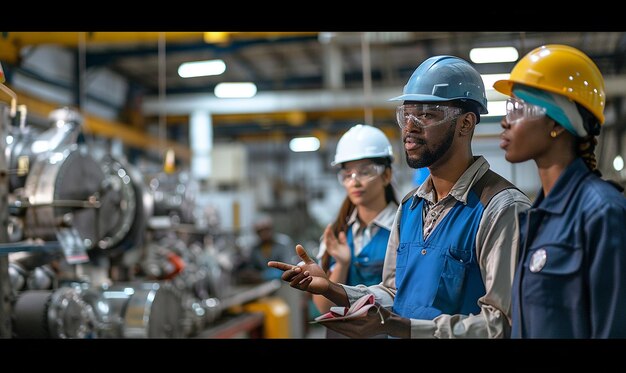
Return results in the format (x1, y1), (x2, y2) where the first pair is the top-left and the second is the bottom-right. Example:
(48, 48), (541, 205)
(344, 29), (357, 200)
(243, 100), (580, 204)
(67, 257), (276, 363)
(494, 44), (626, 338)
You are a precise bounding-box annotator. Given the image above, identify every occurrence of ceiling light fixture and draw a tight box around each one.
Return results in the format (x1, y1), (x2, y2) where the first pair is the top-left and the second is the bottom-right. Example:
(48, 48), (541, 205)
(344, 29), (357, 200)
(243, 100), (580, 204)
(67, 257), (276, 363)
(214, 82), (257, 98)
(614, 155), (624, 171)
(178, 59), (226, 78)
(481, 73), (511, 91)
(483, 100), (507, 117)
(289, 137), (320, 152)
(470, 47), (519, 64)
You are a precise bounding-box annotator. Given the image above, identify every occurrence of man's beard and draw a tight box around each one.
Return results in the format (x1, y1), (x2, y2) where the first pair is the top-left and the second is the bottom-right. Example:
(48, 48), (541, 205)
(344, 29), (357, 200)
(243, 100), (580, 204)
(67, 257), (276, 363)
(405, 123), (455, 169)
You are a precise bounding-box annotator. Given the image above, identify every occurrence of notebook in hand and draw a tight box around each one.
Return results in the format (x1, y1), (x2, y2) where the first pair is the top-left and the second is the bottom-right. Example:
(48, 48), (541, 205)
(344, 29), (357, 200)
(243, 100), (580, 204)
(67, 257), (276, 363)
(312, 293), (376, 323)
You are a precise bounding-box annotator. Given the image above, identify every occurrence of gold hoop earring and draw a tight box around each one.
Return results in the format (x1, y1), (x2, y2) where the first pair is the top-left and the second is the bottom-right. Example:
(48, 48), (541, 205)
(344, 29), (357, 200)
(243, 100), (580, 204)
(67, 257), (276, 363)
(550, 130), (557, 138)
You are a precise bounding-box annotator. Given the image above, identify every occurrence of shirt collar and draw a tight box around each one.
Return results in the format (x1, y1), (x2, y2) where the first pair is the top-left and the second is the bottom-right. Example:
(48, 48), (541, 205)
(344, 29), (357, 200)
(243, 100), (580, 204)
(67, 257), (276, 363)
(347, 201), (398, 231)
(415, 155), (490, 205)
(533, 157), (590, 214)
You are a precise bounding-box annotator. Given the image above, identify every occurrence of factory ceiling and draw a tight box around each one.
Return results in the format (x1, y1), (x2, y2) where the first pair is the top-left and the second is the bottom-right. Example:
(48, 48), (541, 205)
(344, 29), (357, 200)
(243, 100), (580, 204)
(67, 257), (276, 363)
(2, 31), (626, 145)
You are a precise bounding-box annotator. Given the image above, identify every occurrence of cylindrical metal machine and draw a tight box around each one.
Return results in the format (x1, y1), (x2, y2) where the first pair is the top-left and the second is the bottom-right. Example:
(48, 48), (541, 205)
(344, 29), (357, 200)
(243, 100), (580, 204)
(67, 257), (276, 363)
(146, 171), (197, 225)
(92, 154), (148, 254)
(2, 104), (256, 339)
(12, 286), (97, 338)
(0, 101), (13, 337)
(90, 281), (187, 338)
(6, 107), (147, 258)
(5, 107), (83, 193)
(22, 144), (108, 248)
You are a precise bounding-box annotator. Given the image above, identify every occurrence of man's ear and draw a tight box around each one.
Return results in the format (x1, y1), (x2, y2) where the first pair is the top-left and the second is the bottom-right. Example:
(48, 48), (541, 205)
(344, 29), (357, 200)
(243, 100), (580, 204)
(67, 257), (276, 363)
(458, 111), (476, 136)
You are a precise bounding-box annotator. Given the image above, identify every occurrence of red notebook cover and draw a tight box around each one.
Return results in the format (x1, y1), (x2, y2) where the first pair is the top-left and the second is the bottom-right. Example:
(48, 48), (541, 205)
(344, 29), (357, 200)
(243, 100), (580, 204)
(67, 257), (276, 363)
(312, 293), (376, 323)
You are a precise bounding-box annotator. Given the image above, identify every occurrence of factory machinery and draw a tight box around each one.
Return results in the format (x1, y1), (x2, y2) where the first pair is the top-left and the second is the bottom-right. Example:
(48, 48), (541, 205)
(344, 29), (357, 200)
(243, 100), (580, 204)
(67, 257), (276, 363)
(0, 86), (283, 339)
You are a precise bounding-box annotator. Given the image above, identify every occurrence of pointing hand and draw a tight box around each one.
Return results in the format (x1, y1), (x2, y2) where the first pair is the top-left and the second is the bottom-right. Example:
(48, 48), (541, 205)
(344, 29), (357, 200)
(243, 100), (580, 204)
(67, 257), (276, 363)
(268, 244), (330, 294)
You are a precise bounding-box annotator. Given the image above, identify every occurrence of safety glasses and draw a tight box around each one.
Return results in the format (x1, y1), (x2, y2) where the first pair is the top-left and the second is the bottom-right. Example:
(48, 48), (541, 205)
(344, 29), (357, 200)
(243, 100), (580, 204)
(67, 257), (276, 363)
(337, 163), (385, 185)
(505, 97), (547, 124)
(396, 104), (463, 130)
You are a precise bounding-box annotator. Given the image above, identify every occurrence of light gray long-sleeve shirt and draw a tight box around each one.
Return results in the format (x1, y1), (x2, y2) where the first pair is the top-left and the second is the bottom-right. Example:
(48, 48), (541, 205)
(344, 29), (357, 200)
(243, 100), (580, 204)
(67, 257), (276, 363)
(340, 156), (532, 338)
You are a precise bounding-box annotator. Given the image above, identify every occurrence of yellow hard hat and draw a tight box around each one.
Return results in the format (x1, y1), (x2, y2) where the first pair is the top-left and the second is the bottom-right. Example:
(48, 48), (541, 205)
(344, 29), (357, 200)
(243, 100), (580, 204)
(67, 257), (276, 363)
(493, 44), (606, 124)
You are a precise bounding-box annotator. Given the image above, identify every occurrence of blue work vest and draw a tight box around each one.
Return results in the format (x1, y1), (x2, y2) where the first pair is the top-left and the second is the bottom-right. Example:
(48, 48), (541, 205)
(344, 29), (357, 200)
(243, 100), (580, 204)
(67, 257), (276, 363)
(345, 226), (390, 286)
(392, 192), (487, 320)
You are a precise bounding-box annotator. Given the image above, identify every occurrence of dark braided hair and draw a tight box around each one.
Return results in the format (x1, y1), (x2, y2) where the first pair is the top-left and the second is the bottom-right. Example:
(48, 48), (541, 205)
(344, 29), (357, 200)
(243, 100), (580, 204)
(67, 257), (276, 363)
(577, 134), (600, 175)
(575, 102), (602, 176)
(575, 102), (624, 192)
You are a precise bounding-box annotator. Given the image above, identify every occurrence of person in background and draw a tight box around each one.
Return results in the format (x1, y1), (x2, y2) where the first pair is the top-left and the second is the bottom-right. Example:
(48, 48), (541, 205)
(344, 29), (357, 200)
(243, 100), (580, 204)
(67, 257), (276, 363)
(269, 55), (532, 338)
(494, 44), (626, 338)
(312, 124), (399, 337)
(238, 215), (295, 283)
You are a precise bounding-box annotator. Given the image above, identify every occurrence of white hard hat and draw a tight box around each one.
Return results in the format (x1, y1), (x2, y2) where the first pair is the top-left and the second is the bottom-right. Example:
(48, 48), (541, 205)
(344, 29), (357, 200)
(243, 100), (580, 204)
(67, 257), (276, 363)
(331, 124), (394, 166)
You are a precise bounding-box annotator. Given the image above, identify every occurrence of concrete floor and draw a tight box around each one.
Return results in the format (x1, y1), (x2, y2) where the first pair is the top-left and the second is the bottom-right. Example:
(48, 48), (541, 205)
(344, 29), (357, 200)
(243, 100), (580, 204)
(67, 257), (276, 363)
(304, 323), (326, 339)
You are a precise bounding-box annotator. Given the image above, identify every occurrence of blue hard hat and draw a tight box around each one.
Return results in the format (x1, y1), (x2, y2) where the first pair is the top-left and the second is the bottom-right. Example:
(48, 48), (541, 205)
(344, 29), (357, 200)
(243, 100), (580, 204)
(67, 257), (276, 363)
(390, 55), (488, 114)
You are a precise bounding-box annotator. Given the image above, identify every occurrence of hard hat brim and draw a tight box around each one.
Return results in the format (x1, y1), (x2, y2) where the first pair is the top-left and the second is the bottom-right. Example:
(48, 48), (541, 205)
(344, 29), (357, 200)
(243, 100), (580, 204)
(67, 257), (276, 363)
(494, 78), (605, 124)
(389, 94), (488, 114)
(493, 80), (513, 97)
(331, 153), (394, 167)
(389, 93), (452, 102)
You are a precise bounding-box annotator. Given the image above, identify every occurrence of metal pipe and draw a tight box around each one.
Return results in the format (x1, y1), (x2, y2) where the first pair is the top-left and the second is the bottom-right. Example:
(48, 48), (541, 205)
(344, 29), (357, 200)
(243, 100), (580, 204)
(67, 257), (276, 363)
(17, 104), (27, 129)
(142, 86), (512, 115)
(158, 33), (167, 154)
(143, 75), (626, 116)
(361, 33), (373, 125)
(0, 83), (17, 118)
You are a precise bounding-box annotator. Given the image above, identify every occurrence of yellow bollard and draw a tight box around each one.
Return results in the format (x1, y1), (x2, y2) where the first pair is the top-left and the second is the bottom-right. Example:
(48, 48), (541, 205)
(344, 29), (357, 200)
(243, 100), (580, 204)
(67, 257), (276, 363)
(243, 297), (290, 338)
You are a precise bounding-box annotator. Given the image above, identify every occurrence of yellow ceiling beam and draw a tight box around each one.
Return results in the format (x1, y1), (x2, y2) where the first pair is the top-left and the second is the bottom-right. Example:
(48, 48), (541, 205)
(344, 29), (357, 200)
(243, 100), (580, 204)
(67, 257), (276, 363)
(204, 32), (318, 44)
(154, 108), (400, 140)
(0, 86), (190, 161)
(0, 40), (19, 64)
(199, 108), (395, 125)
(237, 132), (287, 142)
(0, 32), (319, 63)
(0, 32), (205, 47)
(234, 124), (400, 144)
(316, 107), (394, 121)
(83, 115), (190, 162)
(158, 108), (395, 128)
(1, 32), (318, 49)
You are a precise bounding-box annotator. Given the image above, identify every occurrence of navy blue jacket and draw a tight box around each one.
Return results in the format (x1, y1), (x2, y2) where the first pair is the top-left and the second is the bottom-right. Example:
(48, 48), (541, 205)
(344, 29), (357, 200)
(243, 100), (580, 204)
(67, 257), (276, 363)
(512, 158), (626, 338)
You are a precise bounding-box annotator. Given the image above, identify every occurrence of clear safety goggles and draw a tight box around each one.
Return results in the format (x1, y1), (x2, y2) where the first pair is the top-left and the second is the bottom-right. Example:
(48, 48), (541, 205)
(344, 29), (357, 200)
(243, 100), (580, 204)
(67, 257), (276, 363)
(396, 104), (463, 130)
(337, 163), (385, 185)
(505, 97), (547, 124)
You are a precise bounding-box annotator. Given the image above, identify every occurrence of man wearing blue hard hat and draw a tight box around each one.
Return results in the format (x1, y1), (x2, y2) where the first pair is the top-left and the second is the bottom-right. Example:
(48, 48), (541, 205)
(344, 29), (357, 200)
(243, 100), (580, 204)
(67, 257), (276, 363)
(270, 55), (531, 338)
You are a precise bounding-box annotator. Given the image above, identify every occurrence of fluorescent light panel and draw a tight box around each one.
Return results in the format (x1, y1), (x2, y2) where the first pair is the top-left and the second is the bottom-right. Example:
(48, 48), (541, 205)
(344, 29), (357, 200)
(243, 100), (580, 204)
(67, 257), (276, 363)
(614, 155), (624, 171)
(178, 59), (226, 78)
(483, 100), (507, 117)
(214, 82), (257, 98)
(470, 47), (519, 64)
(481, 73), (511, 91)
(289, 137), (320, 152)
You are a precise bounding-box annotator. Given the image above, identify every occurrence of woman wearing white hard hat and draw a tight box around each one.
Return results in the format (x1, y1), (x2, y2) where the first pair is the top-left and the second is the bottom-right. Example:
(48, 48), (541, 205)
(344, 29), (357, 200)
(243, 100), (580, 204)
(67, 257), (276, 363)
(312, 124), (399, 328)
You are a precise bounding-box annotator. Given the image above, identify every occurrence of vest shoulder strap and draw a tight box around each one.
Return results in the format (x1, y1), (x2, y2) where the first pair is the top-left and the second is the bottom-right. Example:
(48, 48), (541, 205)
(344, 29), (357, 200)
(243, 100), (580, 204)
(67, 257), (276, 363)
(400, 169), (519, 206)
(472, 169), (518, 206)
(401, 186), (419, 205)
